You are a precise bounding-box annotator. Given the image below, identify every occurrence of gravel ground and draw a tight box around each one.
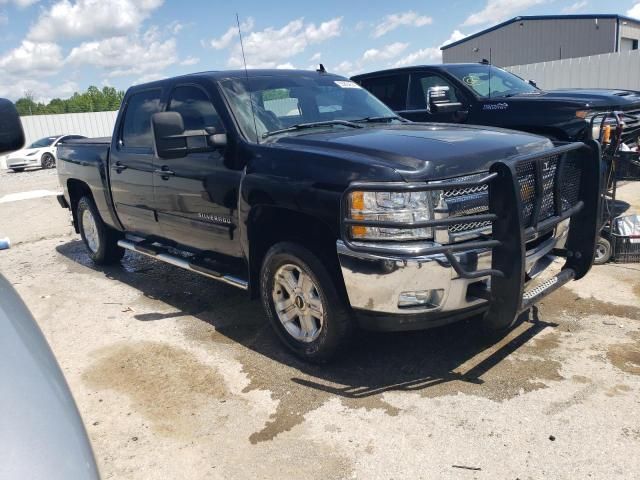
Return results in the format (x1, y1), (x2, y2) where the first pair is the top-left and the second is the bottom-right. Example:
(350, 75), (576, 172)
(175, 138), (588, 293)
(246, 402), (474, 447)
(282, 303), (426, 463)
(1, 167), (639, 479)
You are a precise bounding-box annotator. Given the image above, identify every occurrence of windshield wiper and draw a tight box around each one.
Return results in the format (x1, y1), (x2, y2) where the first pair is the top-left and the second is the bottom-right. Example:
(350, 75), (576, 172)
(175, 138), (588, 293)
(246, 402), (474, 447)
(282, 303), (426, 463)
(353, 115), (407, 123)
(262, 120), (363, 138)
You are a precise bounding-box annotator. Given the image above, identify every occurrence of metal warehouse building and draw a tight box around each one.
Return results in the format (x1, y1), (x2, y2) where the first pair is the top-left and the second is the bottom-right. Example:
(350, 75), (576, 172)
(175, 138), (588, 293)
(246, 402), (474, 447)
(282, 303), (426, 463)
(442, 14), (640, 67)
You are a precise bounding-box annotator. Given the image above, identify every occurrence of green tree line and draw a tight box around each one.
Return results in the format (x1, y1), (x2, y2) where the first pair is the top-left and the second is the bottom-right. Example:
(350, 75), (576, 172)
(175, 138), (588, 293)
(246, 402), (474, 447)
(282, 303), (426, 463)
(15, 86), (125, 116)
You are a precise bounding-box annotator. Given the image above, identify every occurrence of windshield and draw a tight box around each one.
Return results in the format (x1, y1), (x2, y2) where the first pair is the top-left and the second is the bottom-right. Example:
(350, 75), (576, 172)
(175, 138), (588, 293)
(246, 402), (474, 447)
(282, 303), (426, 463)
(446, 65), (539, 98)
(219, 75), (399, 141)
(29, 136), (57, 148)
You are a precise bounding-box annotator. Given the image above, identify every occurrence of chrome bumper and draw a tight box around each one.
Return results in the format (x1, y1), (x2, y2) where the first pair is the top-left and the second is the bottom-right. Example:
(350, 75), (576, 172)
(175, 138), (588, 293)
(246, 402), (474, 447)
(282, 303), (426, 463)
(337, 220), (569, 316)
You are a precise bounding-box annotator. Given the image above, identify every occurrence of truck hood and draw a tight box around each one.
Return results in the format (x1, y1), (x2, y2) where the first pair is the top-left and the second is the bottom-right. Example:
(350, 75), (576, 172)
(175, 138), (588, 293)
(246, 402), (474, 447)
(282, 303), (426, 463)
(506, 89), (640, 110)
(271, 123), (553, 181)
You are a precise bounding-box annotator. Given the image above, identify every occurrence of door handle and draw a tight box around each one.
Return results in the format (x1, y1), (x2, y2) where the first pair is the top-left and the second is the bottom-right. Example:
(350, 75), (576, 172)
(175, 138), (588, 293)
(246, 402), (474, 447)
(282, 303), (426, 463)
(154, 166), (175, 178)
(114, 161), (128, 172)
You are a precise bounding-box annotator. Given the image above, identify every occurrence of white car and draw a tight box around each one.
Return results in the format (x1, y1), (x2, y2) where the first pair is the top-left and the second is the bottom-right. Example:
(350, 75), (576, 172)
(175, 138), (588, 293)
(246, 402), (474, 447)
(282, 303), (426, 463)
(5, 134), (86, 172)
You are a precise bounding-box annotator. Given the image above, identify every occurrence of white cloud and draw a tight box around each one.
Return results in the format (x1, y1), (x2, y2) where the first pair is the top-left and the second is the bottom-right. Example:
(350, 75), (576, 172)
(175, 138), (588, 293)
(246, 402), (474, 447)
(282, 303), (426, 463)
(562, 1), (588, 13)
(209, 17), (254, 50)
(372, 11), (432, 38)
(0, 40), (64, 75)
(0, 78), (78, 103)
(0, 0), (39, 7)
(393, 47), (441, 67)
(0, 12), (7, 25)
(441, 29), (467, 47)
(462, 0), (545, 27)
(28, 0), (164, 42)
(392, 30), (467, 67)
(179, 56), (199, 66)
(628, 3), (640, 19)
(309, 52), (321, 62)
(66, 27), (177, 78)
(362, 42), (408, 62)
(331, 60), (355, 75)
(212, 17), (342, 69)
(276, 62), (295, 69)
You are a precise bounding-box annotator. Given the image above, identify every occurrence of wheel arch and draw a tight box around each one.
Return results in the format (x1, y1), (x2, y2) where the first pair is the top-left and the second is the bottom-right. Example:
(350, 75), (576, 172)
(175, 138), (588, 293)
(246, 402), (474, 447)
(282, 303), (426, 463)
(67, 179), (95, 233)
(247, 205), (344, 299)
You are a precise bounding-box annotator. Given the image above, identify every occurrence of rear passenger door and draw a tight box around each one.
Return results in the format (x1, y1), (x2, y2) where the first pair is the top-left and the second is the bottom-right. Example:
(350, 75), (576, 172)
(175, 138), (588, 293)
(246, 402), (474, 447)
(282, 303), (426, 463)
(109, 89), (163, 236)
(154, 83), (243, 258)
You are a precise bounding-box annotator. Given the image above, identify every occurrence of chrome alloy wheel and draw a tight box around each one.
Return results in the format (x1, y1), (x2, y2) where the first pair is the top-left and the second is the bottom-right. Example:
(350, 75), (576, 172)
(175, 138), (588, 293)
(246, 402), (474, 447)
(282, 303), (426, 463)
(595, 243), (607, 261)
(272, 264), (325, 343)
(81, 208), (100, 253)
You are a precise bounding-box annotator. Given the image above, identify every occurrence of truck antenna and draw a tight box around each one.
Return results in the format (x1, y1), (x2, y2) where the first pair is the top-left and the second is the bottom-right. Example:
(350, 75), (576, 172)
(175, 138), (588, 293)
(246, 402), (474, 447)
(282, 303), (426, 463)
(236, 13), (260, 144)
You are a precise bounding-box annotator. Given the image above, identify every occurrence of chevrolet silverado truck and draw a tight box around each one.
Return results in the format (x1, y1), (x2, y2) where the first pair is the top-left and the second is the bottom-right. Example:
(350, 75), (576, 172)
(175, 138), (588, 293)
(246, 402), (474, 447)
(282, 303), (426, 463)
(56, 69), (601, 362)
(352, 63), (640, 148)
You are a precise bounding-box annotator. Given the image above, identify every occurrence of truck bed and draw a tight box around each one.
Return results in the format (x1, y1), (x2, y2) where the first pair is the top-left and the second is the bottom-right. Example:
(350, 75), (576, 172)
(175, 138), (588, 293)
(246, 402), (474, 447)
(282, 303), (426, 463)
(56, 137), (120, 231)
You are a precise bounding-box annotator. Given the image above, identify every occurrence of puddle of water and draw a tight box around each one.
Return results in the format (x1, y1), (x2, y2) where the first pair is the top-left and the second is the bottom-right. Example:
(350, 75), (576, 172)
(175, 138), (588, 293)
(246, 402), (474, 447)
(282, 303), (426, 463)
(184, 316), (566, 444)
(83, 341), (229, 437)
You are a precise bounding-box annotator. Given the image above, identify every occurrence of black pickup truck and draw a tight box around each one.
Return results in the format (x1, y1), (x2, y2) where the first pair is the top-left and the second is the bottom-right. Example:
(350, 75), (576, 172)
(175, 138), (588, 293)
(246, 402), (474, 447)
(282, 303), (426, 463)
(352, 63), (640, 148)
(56, 69), (601, 361)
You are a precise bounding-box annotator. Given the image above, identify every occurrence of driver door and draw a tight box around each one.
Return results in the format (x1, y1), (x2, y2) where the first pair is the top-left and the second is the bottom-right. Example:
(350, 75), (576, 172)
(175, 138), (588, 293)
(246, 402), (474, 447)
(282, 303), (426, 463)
(154, 83), (243, 258)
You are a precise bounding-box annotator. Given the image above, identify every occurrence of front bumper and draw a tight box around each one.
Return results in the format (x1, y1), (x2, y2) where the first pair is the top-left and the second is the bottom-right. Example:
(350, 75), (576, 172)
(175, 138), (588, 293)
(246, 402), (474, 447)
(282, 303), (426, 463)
(338, 220), (568, 316)
(337, 142), (601, 331)
(6, 156), (40, 168)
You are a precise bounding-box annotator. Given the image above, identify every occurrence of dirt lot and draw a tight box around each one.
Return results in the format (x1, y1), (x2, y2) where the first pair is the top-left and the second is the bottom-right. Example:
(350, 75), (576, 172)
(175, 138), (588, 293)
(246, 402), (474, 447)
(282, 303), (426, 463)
(1, 167), (639, 479)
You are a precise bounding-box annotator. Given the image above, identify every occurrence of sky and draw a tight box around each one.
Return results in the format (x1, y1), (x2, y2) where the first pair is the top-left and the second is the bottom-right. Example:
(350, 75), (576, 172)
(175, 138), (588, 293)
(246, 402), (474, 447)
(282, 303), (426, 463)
(1, 0), (640, 102)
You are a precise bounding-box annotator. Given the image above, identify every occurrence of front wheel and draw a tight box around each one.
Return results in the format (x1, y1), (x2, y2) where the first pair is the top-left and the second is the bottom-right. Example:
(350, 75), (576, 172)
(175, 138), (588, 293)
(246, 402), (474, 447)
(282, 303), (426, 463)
(260, 242), (353, 363)
(41, 152), (55, 169)
(77, 196), (124, 265)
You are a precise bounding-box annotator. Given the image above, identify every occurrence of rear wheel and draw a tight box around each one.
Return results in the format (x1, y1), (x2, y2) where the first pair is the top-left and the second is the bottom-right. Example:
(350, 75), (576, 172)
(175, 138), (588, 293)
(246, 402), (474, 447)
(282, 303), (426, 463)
(41, 152), (55, 169)
(77, 196), (124, 265)
(594, 236), (612, 265)
(260, 242), (353, 363)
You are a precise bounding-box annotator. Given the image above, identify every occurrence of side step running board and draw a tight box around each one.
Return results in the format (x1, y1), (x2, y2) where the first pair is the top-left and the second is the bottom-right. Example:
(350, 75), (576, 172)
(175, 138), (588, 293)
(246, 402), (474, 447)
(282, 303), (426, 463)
(520, 268), (575, 311)
(117, 240), (248, 290)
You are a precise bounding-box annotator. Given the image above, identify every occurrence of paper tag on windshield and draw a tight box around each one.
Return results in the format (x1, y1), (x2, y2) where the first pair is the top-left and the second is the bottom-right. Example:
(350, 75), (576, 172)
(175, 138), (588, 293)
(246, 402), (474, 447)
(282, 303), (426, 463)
(334, 81), (361, 89)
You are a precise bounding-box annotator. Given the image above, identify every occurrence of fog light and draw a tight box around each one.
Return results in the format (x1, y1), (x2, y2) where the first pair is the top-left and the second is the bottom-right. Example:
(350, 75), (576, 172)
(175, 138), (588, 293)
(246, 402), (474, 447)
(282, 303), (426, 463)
(398, 289), (444, 309)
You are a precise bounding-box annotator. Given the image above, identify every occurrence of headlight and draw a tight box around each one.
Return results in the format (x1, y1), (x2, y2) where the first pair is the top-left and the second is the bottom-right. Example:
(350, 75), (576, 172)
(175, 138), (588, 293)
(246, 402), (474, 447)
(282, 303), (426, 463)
(347, 190), (433, 241)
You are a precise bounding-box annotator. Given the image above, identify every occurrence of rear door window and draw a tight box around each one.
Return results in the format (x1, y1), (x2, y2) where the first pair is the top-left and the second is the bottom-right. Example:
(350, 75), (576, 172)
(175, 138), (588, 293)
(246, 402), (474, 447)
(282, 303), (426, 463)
(359, 74), (408, 110)
(121, 89), (162, 148)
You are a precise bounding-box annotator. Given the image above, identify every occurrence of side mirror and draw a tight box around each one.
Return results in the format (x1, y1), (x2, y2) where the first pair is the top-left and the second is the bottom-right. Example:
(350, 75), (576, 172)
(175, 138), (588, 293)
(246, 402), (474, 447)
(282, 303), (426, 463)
(151, 111), (227, 159)
(528, 79), (538, 88)
(0, 98), (25, 155)
(426, 86), (462, 114)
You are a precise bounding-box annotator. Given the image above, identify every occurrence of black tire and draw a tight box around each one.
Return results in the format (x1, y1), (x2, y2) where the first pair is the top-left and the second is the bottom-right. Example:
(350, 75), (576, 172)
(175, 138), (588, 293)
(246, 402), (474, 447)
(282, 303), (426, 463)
(76, 196), (124, 265)
(41, 152), (56, 169)
(10, 167), (25, 172)
(594, 236), (612, 265)
(260, 242), (353, 363)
